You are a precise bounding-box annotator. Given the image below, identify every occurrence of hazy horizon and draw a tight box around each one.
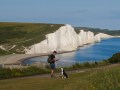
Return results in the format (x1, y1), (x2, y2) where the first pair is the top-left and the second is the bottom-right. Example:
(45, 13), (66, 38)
(0, 0), (120, 30)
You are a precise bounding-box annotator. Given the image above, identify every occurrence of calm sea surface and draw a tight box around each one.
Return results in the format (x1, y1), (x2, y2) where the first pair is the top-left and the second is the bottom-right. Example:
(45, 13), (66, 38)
(23, 38), (120, 66)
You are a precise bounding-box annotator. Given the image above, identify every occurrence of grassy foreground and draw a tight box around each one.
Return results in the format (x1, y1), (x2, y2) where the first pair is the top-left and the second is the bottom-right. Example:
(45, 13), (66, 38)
(0, 64), (120, 90)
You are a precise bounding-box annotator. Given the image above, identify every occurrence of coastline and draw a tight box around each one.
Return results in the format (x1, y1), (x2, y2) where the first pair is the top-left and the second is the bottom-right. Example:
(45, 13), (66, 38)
(0, 36), (120, 65)
(0, 51), (75, 65)
(20, 50), (77, 64)
(0, 53), (49, 65)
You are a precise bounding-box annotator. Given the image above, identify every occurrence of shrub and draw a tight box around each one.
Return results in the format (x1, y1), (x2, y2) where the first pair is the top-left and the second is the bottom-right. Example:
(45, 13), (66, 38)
(83, 62), (91, 67)
(0, 66), (50, 80)
(108, 52), (120, 63)
(0, 68), (12, 79)
(71, 63), (83, 69)
(21, 66), (49, 76)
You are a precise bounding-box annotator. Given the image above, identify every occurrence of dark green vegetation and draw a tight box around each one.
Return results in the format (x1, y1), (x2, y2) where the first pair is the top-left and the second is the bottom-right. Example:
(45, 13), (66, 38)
(0, 52), (119, 80)
(0, 49), (12, 56)
(0, 22), (63, 54)
(108, 52), (120, 63)
(75, 27), (120, 35)
(0, 22), (63, 44)
(0, 64), (120, 90)
(0, 66), (49, 80)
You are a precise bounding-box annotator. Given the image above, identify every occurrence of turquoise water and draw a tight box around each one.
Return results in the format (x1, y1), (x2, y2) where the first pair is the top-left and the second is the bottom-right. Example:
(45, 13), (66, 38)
(24, 38), (120, 66)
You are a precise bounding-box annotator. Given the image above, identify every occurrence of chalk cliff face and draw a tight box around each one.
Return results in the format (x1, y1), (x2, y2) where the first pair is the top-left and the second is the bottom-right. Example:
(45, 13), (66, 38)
(25, 24), (113, 54)
(94, 33), (113, 42)
(87, 31), (95, 44)
(98, 33), (113, 39)
(27, 40), (48, 54)
(94, 33), (101, 42)
(46, 24), (79, 52)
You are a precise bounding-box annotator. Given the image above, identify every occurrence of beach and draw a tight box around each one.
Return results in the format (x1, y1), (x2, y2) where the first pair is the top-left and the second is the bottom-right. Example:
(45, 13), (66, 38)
(0, 51), (74, 65)
(0, 53), (48, 65)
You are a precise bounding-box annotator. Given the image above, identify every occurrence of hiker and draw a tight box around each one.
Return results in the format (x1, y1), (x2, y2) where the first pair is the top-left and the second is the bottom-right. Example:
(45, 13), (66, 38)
(48, 51), (59, 78)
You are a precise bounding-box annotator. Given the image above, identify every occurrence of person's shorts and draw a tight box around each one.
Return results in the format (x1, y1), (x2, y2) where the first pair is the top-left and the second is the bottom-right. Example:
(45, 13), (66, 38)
(50, 63), (55, 69)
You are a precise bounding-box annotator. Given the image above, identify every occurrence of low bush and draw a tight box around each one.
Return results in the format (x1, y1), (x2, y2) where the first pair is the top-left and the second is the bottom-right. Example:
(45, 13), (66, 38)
(0, 66), (50, 80)
(108, 52), (120, 63)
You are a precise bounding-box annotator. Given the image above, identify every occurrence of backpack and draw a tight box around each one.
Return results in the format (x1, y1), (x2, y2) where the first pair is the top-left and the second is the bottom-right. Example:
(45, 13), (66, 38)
(47, 55), (52, 63)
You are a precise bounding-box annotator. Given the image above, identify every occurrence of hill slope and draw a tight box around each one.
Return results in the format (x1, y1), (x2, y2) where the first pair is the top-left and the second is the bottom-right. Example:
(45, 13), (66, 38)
(0, 64), (120, 90)
(75, 27), (120, 35)
(0, 22), (120, 55)
(0, 22), (63, 54)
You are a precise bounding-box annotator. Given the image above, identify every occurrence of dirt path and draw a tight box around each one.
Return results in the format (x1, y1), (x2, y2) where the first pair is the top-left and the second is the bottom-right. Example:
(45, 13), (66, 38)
(10, 63), (120, 79)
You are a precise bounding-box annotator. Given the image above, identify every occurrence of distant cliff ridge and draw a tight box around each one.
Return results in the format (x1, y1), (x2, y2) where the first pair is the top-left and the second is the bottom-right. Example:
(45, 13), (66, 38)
(25, 24), (113, 54)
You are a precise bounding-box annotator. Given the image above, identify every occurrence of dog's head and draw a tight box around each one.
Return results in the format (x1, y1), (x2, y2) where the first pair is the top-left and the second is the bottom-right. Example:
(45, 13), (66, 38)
(61, 68), (63, 72)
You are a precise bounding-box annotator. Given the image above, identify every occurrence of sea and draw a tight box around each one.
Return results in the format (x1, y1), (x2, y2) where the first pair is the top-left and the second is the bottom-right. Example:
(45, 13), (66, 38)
(23, 38), (120, 67)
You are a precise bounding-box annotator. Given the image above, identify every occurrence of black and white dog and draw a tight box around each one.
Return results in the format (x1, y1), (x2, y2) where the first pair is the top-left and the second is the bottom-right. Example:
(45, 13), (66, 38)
(61, 68), (68, 78)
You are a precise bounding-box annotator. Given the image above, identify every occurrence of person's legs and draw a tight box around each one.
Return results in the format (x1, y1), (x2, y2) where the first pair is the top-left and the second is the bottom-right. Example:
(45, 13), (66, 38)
(50, 63), (55, 78)
(51, 69), (54, 77)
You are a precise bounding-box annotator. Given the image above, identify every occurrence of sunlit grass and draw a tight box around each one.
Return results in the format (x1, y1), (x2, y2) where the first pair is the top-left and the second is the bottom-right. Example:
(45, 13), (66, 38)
(0, 22), (63, 54)
(0, 64), (120, 90)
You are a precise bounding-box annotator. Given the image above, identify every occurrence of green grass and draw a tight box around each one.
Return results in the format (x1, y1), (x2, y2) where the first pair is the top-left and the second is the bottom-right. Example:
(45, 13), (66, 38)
(0, 64), (120, 90)
(0, 22), (63, 45)
(0, 60), (109, 80)
(0, 22), (63, 54)
(0, 66), (50, 79)
(0, 49), (12, 56)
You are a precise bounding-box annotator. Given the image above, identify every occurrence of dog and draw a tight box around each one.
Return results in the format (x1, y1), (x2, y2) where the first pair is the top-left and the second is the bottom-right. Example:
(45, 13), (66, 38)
(61, 68), (68, 78)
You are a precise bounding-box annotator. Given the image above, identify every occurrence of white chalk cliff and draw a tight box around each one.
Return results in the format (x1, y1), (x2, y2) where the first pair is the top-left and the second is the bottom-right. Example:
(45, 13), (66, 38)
(25, 24), (113, 54)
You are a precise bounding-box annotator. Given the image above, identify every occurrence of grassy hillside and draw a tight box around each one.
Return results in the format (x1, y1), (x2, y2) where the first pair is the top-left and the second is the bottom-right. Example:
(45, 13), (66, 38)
(0, 52), (120, 89)
(75, 27), (120, 35)
(0, 49), (12, 55)
(0, 64), (120, 90)
(0, 22), (63, 54)
(0, 22), (120, 55)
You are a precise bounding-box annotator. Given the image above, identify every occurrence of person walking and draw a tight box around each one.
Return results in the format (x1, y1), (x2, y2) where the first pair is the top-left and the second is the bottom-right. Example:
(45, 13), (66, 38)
(48, 51), (59, 78)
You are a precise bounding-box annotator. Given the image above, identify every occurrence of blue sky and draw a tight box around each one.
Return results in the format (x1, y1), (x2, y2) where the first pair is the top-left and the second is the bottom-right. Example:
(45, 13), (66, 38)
(0, 0), (120, 30)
